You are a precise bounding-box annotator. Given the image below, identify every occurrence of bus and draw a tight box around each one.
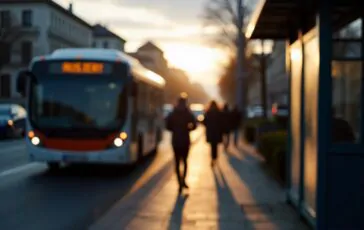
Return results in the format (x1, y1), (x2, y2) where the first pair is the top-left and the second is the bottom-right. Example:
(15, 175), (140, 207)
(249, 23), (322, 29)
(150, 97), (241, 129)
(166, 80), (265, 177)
(16, 48), (166, 170)
(190, 103), (205, 122)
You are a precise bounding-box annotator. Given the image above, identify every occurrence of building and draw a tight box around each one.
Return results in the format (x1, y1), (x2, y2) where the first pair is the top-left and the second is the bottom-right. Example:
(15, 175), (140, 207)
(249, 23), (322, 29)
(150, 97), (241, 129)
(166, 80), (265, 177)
(92, 24), (126, 51)
(266, 41), (288, 106)
(0, 0), (93, 100)
(247, 54), (262, 106)
(129, 41), (168, 75)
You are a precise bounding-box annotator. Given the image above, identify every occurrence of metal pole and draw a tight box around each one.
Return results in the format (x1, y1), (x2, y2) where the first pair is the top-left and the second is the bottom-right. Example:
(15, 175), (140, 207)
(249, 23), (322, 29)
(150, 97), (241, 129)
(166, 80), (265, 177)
(236, 0), (245, 119)
(260, 39), (268, 118)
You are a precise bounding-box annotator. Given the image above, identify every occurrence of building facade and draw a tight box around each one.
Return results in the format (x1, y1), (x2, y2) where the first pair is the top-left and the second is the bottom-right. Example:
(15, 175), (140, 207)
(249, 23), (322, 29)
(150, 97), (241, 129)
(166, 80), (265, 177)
(266, 41), (288, 106)
(0, 0), (93, 100)
(92, 24), (126, 51)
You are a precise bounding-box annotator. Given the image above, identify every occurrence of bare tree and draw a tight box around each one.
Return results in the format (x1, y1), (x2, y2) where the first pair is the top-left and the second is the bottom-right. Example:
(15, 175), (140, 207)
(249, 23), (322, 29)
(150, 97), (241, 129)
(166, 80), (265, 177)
(202, 0), (261, 108)
(201, 0), (251, 52)
(0, 14), (25, 74)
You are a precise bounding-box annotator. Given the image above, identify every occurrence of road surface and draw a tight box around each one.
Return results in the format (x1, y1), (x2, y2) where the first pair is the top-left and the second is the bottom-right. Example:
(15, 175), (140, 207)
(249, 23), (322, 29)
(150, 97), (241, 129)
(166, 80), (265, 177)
(0, 127), (204, 230)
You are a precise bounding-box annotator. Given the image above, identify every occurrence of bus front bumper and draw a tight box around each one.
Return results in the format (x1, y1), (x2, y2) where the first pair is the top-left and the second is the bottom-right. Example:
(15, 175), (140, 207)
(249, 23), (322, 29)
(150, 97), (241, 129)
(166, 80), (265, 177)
(26, 142), (137, 164)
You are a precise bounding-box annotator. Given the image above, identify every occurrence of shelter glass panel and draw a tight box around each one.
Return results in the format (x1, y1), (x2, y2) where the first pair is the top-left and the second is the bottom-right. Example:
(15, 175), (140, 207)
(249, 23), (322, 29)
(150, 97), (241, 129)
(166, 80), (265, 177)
(289, 40), (303, 202)
(303, 36), (319, 217)
(332, 41), (361, 59)
(332, 18), (362, 39)
(331, 61), (361, 143)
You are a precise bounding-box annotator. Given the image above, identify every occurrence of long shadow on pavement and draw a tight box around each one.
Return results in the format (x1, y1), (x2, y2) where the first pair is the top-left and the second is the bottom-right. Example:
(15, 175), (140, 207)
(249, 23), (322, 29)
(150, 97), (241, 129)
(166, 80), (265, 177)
(224, 145), (310, 230)
(213, 164), (252, 230)
(88, 152), (174, 229)
(166, 194), (189, 230)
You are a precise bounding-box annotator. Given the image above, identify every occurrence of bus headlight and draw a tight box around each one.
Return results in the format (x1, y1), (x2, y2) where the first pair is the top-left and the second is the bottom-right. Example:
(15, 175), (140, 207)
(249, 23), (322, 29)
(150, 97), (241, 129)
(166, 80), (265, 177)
(31, 136), (41, 146)
(28, 131), (41, 146)
(113, 138), (123, 147)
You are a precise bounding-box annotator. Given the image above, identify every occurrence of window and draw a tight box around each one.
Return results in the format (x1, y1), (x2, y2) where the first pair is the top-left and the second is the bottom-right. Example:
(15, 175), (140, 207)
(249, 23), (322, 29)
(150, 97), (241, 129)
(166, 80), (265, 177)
(21, 41), (32, 64)
(331, 17), (363, 144)
(92, 41), (96, 47)
(0, 74), (11, 98)
(22, 10), (32, 27)
(0, 11), (11, 28)
(331, 61), (361, 143)
(103, 41), (108, 48)
(0, 42), (11, 64)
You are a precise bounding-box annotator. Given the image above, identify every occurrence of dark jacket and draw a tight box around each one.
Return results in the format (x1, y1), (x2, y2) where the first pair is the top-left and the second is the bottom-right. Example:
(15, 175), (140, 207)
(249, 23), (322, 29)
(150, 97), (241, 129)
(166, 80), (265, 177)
(203, 109), (223, 144)
(165, 105), (197, 148)
(221, 107), (232, 133)
(231, 108), (242, 129)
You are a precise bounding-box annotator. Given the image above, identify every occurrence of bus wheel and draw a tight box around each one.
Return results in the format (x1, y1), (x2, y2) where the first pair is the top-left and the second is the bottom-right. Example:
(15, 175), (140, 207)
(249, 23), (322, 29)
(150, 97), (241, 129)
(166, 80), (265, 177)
(47, 162), (60, 171)
(137, 134), (144, 162)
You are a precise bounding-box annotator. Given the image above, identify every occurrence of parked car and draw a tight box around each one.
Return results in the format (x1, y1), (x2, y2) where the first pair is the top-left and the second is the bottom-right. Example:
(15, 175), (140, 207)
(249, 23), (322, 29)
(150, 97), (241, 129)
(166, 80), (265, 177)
(163, 104), (173, 118)
(271, 103), (289, 129)
(271, 103), (289, 117)
(0, 104), (27, 139)
(247, 105), (264, 118)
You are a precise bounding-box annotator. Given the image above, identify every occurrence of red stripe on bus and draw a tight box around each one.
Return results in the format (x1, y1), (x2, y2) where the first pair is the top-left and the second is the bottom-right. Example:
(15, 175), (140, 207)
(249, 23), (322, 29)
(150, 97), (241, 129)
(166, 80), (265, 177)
(34, 130), (117, 151)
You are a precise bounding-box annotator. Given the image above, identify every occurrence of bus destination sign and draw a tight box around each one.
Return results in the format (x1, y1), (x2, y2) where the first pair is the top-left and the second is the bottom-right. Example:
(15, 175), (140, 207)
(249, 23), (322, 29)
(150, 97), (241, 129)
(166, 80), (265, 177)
(62, 62), (104, 74)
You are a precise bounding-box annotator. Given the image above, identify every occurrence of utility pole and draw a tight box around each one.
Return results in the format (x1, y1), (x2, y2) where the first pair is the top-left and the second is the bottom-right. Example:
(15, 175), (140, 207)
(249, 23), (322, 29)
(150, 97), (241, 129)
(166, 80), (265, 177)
(236, 0), (245, 120)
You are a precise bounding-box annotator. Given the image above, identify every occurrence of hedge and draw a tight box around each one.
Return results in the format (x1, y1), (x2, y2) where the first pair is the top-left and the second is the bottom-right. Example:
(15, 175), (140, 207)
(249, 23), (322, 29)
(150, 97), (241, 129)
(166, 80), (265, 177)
(243, 118), (281, 144)
(257, 131), (288, 183)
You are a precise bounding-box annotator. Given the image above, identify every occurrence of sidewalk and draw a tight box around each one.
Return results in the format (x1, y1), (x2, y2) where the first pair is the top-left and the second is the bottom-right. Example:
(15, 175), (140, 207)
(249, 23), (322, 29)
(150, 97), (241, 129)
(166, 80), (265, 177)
(89, 136), (310, 230)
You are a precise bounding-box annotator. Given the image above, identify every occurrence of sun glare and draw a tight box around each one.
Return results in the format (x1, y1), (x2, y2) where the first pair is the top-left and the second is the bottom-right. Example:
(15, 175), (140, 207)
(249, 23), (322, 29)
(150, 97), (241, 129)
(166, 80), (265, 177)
(162, 43), (226, 75)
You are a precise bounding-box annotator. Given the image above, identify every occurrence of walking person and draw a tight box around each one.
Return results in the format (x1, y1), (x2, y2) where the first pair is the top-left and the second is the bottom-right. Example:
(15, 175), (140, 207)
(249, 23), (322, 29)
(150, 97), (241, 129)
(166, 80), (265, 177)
(231, 105), (242, 147)
(165, 95), (197, 193)
(221, 103), (232, 150)
(203, 100), (223, 167)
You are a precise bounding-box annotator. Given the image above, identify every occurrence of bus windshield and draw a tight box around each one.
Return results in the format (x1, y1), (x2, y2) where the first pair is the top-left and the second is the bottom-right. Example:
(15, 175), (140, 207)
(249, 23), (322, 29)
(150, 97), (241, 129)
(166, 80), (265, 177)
(29, 76), (128, 137)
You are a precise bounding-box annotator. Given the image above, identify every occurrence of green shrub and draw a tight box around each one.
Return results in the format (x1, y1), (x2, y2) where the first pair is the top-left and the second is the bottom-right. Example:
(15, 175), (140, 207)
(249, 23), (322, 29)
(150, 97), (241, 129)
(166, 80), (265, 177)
(272, 116), (289, 129)
(244, 117), (274, 128)
(244, 126), (256, 143)
(257, 131), (288, 182)
(243, 118), (276, 143)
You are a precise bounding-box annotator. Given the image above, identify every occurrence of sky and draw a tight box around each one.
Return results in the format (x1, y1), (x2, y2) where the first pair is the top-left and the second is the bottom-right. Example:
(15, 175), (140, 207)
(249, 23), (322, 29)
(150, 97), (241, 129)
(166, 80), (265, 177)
(54, 0), (238, 100)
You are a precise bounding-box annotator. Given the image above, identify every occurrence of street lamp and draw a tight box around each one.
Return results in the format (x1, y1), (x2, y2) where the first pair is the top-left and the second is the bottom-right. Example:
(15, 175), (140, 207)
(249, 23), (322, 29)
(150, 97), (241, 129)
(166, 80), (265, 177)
(255, 39), (274, 118)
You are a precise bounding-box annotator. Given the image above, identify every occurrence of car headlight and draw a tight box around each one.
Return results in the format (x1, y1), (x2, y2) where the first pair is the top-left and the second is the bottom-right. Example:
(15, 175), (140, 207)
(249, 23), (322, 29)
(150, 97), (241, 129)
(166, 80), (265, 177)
(7, 120), (13, 126)
(197, 114), (204, 122)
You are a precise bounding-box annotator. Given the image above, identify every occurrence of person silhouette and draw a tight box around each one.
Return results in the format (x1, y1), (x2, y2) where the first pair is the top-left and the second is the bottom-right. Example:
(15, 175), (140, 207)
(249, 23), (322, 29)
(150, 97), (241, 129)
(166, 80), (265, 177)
(165, 94), (197, 193)
(203, 100), (224, 166)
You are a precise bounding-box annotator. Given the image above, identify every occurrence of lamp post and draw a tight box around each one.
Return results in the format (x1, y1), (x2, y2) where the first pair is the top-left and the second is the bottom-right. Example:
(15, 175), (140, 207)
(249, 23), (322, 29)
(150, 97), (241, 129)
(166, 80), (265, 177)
(236, 0), (245, 120)
(255, 39), (274, 118)
(260, 40), (268, 118)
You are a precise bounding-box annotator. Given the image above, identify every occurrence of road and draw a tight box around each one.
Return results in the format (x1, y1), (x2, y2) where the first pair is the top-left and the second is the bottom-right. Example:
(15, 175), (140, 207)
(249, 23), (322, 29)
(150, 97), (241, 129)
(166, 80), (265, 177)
(0, 127), (204, 230)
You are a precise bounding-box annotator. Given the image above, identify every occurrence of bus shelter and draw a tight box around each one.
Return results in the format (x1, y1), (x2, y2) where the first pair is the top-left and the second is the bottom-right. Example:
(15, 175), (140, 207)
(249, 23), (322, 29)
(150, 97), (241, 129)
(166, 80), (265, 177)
(246, 0), (364, 229)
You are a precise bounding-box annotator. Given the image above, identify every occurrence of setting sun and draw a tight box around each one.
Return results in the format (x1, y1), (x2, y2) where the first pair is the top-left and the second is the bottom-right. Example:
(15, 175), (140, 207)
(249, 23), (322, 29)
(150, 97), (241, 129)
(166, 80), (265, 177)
(162, 43), (226, 75)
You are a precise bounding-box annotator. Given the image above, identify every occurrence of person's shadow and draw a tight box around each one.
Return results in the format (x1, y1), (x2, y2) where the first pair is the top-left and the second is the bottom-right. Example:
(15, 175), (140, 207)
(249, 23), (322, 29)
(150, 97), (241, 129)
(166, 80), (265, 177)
(167, 193), (189, 230)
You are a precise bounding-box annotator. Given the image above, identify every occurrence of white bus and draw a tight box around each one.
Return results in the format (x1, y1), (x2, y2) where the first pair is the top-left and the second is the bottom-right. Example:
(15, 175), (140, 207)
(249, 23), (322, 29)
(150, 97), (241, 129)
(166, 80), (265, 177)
(16, 48), (165, 170)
